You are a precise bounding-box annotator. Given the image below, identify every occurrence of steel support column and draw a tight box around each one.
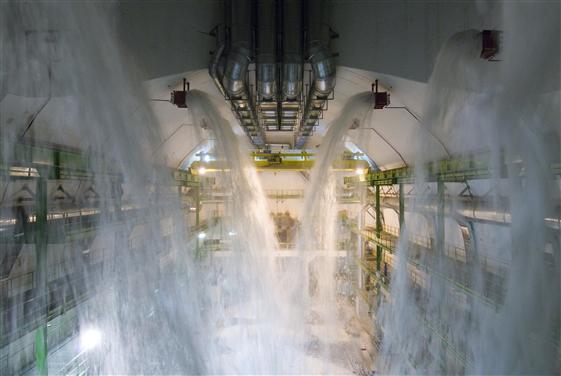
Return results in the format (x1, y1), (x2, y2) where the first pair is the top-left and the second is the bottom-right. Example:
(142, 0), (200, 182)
(375, 185), (382, 271)
(358, 192), (365, 287)
(436, 180), (445, 256)
(399, 182), (405, 231)
(34, 172), (48, 376)
(195, 186), (201, 258)
(356, 186), (366, 315)
(436, 178), (446, 372)
(113, 180), (123, 221)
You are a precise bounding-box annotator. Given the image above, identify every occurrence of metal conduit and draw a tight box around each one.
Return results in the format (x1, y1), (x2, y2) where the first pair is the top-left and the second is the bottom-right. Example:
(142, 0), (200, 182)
(256, 0), (277, 100)
(219, 0), (264, 146)
(223, 0), (252, 97)
(282, 0), (303, 100)
(209, 43), (227, 97)
(382, 196), (561, 229)
(295, 0), (336, 149)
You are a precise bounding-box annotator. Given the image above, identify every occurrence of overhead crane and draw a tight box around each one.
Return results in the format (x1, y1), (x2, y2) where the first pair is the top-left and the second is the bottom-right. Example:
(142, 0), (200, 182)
(189, 150), (370, 174)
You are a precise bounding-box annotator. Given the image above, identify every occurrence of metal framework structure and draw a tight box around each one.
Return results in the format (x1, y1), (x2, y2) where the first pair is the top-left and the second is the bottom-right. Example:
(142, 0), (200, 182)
(345, 153), (561, 187)
(349, 152), (561, 372)
(189, 151), (369, 172)
(209, 0), (337, 148)
(0, 141), (203, 375)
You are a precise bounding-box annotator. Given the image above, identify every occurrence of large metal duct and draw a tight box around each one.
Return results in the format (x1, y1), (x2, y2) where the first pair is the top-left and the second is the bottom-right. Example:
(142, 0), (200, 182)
(222, 0), (252, 97)
(295, 0), (336, 149)
(216, 0), (264, 146)
(307, 0), (336, 96)
(209, 43), (227, 98)
(382, 196), (511, 225)
(382, 196), (561, 230)
(282, 0), (303, 100)
(256, 0), (277, 100)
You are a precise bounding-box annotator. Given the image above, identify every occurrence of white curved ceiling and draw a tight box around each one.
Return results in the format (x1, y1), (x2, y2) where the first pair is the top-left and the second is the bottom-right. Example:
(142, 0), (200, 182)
(137, 66), (448, 171)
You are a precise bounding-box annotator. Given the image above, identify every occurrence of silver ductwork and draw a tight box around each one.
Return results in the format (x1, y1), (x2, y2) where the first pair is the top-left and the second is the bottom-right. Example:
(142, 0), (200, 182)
(307, 0), (336, 96)
(256, 0), (277, 100)
(382, 196), (510, 225)
(209, 0), (336, 146)
(309, 46), (336, 96)
(295, 0), (336, 149)
(382, 196), (561, 230)
(257, 61), (277, 100)
(282, 0), (303, 100)
(209, 43), (227, 97)
(212, 0), (264, 146)
(223, 0), (252, 98)
(283, 63), (301, 100)
(223, 46), (251, 97)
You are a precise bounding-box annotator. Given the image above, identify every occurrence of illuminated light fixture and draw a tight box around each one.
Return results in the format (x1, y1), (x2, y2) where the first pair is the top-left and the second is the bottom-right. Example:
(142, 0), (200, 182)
(355, 168), (365, 175)
(198, 232), (206, 239)
(80, 328), (102, 351)
(203, 154), (211, 163)
(10, 166), (39, 177)
(198, 167), (206, 175)
(228, 231), (236, 236)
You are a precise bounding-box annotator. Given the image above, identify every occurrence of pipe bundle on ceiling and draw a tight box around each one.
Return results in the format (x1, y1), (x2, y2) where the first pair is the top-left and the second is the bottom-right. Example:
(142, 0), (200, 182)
(295, 0), (336, 148)
(209, 0), (336, 148)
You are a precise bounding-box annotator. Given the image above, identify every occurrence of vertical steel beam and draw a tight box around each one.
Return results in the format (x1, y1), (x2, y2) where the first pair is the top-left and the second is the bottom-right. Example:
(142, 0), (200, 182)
(462, 221), (479, 271)
(436, 179), (445, 256)
(195, 186), (201, 258)
(436, 178), (446, 372)
(113, 180), (123, 220)
(35, 172), (48, 376)
(399, 182), (405, 231)
(356, 187), (366, 314)
(375, 185), (382, 271)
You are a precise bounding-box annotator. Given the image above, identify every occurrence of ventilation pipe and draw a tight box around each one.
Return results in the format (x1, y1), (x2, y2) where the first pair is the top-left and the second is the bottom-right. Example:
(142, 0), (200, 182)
(307, 0), (335, 96)
(219, 0), (264, 146)
(382, 196), (511, 225)
(282, 0), (303, 100)
(209, 43), (227, 98)
(223, 0), (252, 96)
(256, 0), (277, 100)
(295, 0), (336, 148)
(382, 196), (560, 230)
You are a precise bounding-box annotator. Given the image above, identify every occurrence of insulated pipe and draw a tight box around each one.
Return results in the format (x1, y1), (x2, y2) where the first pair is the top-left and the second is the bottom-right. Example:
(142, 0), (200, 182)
(282, 0), (303, 100)
(256, 0), (277, 100)
(223, 0), (252, 97)
(219, 0), (264, 146)
(381, 196), (561, 230)
(296, 0), (335, 148)
(209, 43), (227, 97)
(307, 0), (335, 96)
(382, 196), (511, 225)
